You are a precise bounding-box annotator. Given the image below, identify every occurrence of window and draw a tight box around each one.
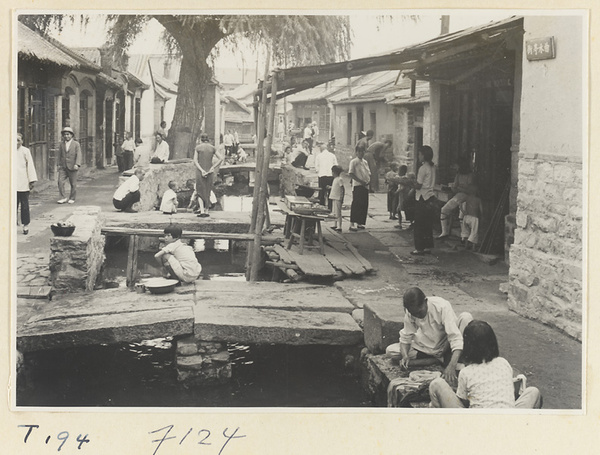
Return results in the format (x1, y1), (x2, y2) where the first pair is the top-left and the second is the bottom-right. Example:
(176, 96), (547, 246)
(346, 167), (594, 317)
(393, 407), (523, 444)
(62, 90), (72, 127)
(30, 87), (47, 143)
(370, 111), (376, 136)
(346, 112), (352, 145)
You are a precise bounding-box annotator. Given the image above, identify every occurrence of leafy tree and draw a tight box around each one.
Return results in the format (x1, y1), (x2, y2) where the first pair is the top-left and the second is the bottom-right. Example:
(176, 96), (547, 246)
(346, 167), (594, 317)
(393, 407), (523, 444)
(20, 14), (351, 158)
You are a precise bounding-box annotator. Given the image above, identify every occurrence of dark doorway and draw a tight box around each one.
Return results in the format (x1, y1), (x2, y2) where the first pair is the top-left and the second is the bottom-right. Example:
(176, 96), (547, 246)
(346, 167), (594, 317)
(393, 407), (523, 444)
(105, 99), (113, 164)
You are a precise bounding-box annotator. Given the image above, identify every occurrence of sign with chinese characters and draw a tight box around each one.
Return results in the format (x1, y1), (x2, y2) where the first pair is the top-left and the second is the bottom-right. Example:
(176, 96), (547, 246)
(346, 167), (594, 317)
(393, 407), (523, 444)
(526, 37), (556, 61)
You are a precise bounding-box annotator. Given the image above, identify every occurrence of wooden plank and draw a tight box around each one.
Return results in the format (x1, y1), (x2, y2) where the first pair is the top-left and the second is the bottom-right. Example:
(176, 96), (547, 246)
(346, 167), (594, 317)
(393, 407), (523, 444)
(323, 241), (367, 275)
(322, 245), (354, 275)
(345, 242), (374, 272)
(194, 306), (362, 346)
(273, 244), (297, 265)
(17, 286), (53, 300)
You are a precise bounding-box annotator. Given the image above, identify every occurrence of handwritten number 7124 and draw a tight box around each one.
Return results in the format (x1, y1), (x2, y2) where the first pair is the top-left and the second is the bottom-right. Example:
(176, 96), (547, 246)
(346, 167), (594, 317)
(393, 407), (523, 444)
(150, 425), (246, 455)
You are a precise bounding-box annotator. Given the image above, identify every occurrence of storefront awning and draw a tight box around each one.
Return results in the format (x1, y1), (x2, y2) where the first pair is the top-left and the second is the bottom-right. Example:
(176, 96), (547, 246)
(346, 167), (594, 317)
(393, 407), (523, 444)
(264, 16), (523, 97)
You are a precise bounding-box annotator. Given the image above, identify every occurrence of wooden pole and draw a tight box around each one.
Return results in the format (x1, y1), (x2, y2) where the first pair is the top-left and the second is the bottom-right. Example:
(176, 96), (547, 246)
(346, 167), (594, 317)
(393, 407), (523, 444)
(247, 49), (271, 280)
(126, 234), (139, 288)
(250, 70), (278, 281)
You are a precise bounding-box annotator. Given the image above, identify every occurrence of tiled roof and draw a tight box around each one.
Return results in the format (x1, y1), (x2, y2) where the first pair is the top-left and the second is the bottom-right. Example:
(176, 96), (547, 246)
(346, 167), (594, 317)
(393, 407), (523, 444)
(18, 22), (79, 68)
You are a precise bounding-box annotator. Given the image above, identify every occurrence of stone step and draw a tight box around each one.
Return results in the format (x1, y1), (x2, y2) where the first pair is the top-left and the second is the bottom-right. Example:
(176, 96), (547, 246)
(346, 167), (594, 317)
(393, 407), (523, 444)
(17, 286), (53, 300)
(194, 305), (363, 346)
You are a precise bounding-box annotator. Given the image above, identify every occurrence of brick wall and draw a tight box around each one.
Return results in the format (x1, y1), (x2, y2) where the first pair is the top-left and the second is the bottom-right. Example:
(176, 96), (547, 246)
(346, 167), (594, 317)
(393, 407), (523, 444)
(508, 152), (583, 340)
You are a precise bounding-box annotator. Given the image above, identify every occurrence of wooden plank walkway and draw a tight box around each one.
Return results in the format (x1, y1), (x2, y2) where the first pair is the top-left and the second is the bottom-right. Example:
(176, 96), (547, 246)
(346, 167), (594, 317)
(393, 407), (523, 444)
(17, 282), (362, 353)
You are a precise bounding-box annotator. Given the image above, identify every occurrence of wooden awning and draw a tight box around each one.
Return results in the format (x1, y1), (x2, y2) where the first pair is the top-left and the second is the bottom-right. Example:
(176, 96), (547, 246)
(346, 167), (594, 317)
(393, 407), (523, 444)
(262, 16), (523, 98)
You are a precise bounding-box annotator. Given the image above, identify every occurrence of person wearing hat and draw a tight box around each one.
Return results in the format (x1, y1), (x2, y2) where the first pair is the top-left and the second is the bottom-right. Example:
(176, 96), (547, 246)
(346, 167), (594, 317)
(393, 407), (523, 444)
(150, 132), (170, 164)
(57, 126), (82, 204)
(314, 140), (338, 210)
(193, 133), (222, 217)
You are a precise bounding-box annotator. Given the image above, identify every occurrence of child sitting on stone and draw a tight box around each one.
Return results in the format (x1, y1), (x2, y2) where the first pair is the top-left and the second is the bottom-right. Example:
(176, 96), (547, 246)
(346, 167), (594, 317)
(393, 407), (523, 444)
(159, 180), (178, 214)
(154, 225), (202, 283)
(460, 184), (483, 250)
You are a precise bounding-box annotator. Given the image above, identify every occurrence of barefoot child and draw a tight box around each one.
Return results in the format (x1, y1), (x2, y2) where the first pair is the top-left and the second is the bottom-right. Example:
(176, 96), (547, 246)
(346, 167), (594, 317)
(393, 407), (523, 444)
(154, 225), (202, 283)
(159, 181), (179, 214)
(429, 320), (543, 408)
(384, 163), (400, 220)
(328, 165), (345, 232)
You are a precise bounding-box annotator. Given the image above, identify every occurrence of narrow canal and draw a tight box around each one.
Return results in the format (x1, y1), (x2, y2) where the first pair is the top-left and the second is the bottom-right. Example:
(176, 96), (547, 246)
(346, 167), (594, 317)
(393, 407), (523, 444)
(18, 236), (371, 408)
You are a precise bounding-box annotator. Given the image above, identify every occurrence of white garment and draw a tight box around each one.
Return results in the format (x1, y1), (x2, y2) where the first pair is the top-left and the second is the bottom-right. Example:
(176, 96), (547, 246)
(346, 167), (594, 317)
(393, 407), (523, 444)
(162, 239), (202, 281)
(461, 214), (480, 244)
(456, 357), (516, 408)
(160, 188), (178, 213)
(314, 150), (338, 177)
(16, 145), (38, 192)
(399, 296), (463, 357)
(152, 141), (170, 162)
(415, 162), (436, 201)
(348, 157), (371, 189)
(113, 175), (140, 201)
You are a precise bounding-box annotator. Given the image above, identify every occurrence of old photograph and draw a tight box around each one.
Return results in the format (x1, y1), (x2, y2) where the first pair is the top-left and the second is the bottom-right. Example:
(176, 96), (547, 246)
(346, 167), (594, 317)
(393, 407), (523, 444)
(13, 10), (585, 412)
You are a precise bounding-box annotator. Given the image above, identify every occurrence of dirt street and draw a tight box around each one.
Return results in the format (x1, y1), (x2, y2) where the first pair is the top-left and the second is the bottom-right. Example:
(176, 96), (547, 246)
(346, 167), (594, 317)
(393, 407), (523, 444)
(16, 167), (583, 409)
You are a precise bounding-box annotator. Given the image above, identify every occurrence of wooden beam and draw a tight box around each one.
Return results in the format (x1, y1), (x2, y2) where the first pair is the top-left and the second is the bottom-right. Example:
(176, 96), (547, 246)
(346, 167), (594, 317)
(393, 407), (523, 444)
(101, 227), (284, 243)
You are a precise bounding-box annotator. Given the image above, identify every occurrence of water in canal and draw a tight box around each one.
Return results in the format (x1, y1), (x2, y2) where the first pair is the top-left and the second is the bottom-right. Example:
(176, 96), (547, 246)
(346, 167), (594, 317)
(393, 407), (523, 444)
(18, 235), (371, 408)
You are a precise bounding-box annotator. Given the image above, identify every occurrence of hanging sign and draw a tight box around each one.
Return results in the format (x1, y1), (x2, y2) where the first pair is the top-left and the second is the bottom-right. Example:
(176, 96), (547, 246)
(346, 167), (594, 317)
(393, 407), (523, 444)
(526, 37), (556, 61)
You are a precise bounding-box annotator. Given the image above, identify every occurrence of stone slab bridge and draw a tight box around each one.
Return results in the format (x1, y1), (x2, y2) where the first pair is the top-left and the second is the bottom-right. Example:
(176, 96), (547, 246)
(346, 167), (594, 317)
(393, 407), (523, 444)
(17, 281), (363, 386)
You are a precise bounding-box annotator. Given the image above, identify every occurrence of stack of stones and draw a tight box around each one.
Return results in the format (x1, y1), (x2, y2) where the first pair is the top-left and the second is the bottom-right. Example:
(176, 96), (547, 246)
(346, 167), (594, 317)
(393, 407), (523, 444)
(175, 336), (232, 386)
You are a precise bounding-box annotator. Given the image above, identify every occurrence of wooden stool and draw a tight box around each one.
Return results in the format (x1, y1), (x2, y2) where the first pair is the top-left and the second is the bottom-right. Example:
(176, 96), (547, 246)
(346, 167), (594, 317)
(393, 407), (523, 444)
(286, 214), (325, 255)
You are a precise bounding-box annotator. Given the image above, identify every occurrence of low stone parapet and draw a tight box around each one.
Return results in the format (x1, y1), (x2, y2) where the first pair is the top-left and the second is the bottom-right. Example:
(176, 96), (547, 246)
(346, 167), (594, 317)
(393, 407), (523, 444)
(128, 160), (196, 211)
(49, 206), (105, 294)
(363, 302), (404, 354)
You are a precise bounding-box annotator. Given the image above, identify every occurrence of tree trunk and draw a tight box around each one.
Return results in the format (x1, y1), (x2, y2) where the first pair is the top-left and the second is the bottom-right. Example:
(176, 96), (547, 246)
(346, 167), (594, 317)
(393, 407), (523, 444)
(169, 53), (210, 159)
(153, 16), (225, 159)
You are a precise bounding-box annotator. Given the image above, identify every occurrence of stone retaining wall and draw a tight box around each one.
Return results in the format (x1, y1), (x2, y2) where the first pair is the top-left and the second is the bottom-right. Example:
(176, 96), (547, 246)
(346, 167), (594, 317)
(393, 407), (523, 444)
(134, 160), (197, 211)
(508, 153), (583, 340)
(175, 336), (231, 386)
(49, 206), (105, 294)
(280, 164), (319, 196)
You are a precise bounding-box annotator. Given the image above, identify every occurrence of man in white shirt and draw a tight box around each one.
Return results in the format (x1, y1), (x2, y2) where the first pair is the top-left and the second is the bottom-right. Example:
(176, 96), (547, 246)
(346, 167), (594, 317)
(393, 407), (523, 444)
(387, 286), (472, 386)
(113, 168), (145, 212)
(314, 141), (338, 209)
(303, 121), (314, 152)
(155, 224), (202, 283)
(150, 133), (170, 163)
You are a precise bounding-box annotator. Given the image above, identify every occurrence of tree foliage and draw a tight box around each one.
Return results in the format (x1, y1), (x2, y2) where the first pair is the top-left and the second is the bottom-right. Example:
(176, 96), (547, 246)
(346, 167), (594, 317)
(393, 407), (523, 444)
(19, 13), (352, 157)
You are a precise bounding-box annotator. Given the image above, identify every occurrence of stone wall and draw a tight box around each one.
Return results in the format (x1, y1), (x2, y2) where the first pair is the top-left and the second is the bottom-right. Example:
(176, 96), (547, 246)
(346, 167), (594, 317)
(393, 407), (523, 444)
(136, 160), (196, 211)
(49, 206), (105, 294)
(280, 164), (319, 197)
(175, 336), (231, 386)
(508, 153), (582, 340)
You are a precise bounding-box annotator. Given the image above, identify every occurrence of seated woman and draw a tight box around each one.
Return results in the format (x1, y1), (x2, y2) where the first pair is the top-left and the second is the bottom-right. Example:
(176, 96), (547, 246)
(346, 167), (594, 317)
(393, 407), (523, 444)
(291, 140), (310, 169)
(438, 156), (474, 239)
(429, 320), (543, 409)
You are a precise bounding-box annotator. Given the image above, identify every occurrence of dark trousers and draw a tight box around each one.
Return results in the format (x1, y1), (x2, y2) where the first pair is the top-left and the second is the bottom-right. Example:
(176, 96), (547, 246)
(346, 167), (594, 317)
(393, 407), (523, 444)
(58, 167), (78, 200)
(318, 176), (334, 209)
(17, 191), (30, 226)
(414, 196), (435, 251)
(113, 191), (140, 211)
(350, 185), (369, 225)
(116, 155), (124, 172)
(122, 150), (134, 171)
(387, 189), (398, 215)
